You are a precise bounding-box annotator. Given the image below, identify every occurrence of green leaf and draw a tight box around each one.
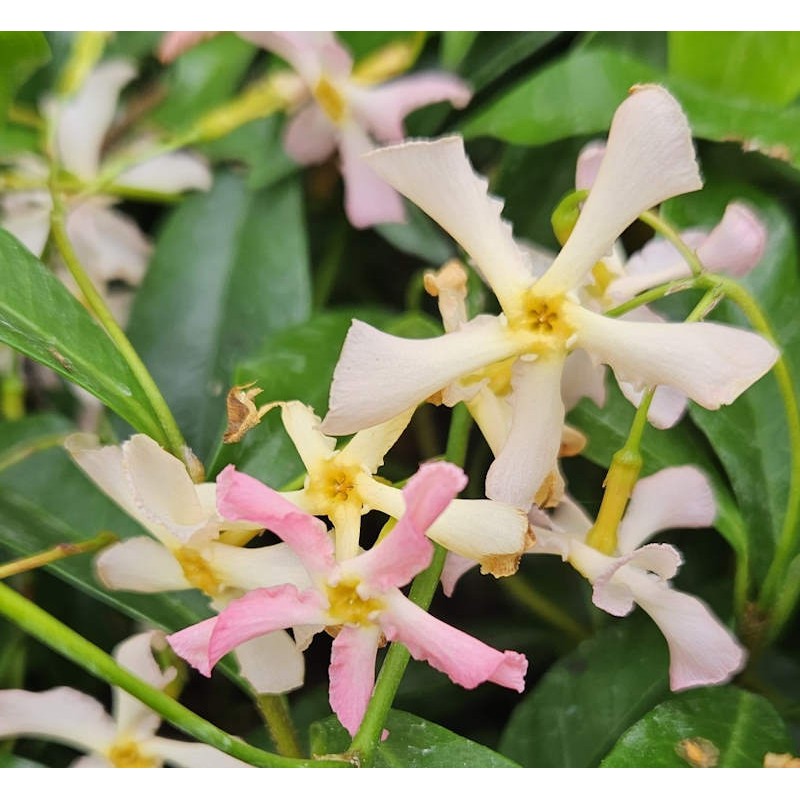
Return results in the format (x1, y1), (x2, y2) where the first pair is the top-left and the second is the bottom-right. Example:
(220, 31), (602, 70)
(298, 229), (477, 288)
(601, 685), (794, 767)
(0, 32), (50, 126)
(311, 709), (520, 767)
(375, 202), (455, 264)
(662, 181), (800, 582)
(669, 32), (800, 107)
(0, 413), (73, 471)
(152, 34), (255, 130)
(0, 230), (165, 442)
(0, 753), (45, 768)
(440, 32), (478, 70)
(569, 380), (748, 562)
(462, 48), (658, 144)
(499, 618), (670, 767)
(217, 309), (392, 485)
(337, 32), (415, 61)
(126, 173), (311, 461)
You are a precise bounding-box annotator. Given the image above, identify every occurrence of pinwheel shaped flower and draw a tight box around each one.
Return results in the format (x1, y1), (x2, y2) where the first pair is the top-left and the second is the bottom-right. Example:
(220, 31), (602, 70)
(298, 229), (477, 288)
(168, 461), (528, 736)
(322, 85), (779, 508)
(0, 632), (248, 768)
(67, 433), (306, 694)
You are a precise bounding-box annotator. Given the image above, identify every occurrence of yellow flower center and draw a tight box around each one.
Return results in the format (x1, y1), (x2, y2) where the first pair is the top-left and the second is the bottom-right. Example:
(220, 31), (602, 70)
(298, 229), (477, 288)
(175, 547), (221, 597)
(306, 459), (362, 513)
(509, 291), (576, 356)
(326, 578), (383, 625)
(314, 76), (347, 123)
(107, 739), (157, 768)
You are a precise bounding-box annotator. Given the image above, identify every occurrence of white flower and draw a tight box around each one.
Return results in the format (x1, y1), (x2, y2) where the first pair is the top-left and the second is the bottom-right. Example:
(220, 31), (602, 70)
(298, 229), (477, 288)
(321, 85), (779, 508)
(0, 631), (249, 767)
(66, 433), (306, 695)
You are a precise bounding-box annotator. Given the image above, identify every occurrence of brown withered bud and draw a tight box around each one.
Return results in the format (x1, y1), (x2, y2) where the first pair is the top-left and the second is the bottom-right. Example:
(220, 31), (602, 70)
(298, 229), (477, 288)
(223, 382), (270, 444)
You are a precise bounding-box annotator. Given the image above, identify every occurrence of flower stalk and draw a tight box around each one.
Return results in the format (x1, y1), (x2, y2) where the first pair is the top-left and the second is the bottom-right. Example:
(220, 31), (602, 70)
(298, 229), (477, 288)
(0, 531), (117, 580)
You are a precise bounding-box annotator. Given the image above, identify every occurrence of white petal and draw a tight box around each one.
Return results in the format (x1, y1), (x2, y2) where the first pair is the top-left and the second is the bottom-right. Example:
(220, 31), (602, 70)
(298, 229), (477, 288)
(117, 151), (212, 194)
(322, 315), (519, 436)
(0, 191), (52, 256)
(72, 754), (112, 767)
(112, 632), (174, 741)
(575, 140), (607, 191)
(549, 495), (594, 538)
(465, 386), (512, 456)
(697, 201), (766, 277)
(66, 199), (151, 287)
(146, 737), (251, 768)
(617, 378), (688, 429)
(341, 407), (415, 474)
(283, 103), (338, 164)
(274, 401), (336, 472)
(96, 537), (190, 592)
(55, 59), (136, 179)
(364, 137), (533, 312)
(571, 306), (779, 410)
(618, 466), (716, 553)
(234, 631), (305, 694)
(205, 540), (311, 594)
(0, 688), (114, 753)
(538, 85), (702, 294)
(486, 357), (565, 508)
(561, 348), (607, 411)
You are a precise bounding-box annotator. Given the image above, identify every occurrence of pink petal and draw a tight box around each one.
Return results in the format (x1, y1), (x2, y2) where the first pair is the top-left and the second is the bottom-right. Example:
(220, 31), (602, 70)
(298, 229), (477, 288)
(157, 32), (218, 63)
(380, 592), (527, 692)
(206, 586), (327, 672)
(240, 31), (352, 83)
(575, 140), (606, 191)
(283, 103), (338, 165)
(441, 552), (478, 597)
(328, 625), (381, 736)
(322, 314), (518, 436)
(617, 466), (716, 554)
(360, 72), (472, 142)
(166, 617), (217, 677)
(364, 137), (533, 312)
(352, 462), (466, 591)
(571, 306), (779, 410)
(697, 201), (766, 277)
(538, 85), (702, 294)
(339, 124), (405, 228)
(216, 466), (335, 576)
(486, 357), (565, 508)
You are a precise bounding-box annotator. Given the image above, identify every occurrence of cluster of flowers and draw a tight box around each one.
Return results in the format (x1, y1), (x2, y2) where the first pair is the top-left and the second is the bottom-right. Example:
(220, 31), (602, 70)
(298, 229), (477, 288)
(0, 31), (780, 764)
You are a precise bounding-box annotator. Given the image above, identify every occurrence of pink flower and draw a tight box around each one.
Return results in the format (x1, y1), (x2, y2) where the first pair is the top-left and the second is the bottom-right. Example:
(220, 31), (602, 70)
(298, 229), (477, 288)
(239, 32), (472, 228)
(168, 461), (527, 736)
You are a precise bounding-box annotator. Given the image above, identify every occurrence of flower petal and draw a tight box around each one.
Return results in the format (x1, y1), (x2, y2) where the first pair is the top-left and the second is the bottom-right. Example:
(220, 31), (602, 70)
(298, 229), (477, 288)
(440, 553), (477, 597)
(538, 85), (702, 294)
(380, 592), (527, 691)
(339, 124), (405, 228)
(55, 59), (136, 179)
(216, 466), (335, 576)
(617, 466), (716, 554)
(561, 348), (607, 411)
(0, 190), (51, 256)
(575, 140), (606, 191)
(486, 356), (565, 508)
(95, 537), (190, 593)
(207, 540), (311, 594)
(341, 407), (415, 475)
(233, 631), (305, 695)
(328, 625), (381, 736)
(72, 754), (112, 767)
(0, 688), (114, 753)
(618, 378), (688, 430)
(272, 401), (337, 472)
(165, 617), (217, 677)
(322, 314), (518, 436)
(465, 385), (512, 455)
(360, 73), (471, 142)
(157, 32), (218, 63)
(240, 31), (352, 83)
(697, 201), (766, 277)
(283, 103), (338, 164)
(117, 151), (212, 194)
(571, 306), (779, 409)
(146, 738), (251, 768)
(364, 137), (533, 310)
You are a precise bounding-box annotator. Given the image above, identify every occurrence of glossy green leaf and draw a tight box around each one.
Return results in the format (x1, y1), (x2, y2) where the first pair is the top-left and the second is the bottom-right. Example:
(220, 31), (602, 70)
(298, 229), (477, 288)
(126, 172), (311, 461)
(0, 753), (45, 768)
(338, 32), (415, 61)
(375, 203), (455, 264)
(0, 230), (165, 442)
(440, 32), (478, 70)
(152, 34), (255, 130)
(669, 32), (800, 107)
(499, 618), (669, 767)
(311, 709), (520, 767)
(216, 309), (392, 485)
(602, 685), (793, 767)
(462, 48), (658, 144)
(0, 32), (50, 126)
(569, 381), (748, 562)
(662, 182), (800, 582)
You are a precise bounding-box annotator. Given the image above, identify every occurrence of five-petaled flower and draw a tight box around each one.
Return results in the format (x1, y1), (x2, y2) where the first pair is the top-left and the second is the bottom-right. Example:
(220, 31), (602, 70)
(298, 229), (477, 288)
(167, 461), (528, 736)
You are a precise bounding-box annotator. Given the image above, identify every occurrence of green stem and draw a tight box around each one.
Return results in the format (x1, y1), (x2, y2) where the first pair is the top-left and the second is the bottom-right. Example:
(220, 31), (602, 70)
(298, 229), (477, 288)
(48, 180), (198, 479)
(501, 574), (589, 642)
(0, 581), (347, 768)
(0, 432), (70, 473)
(256, 694), (304, 759)
(0, 531), (117, 580)
(639, 209), (703, 277)
(349, 404), (473, 766)
(605, 276), (697, 318)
